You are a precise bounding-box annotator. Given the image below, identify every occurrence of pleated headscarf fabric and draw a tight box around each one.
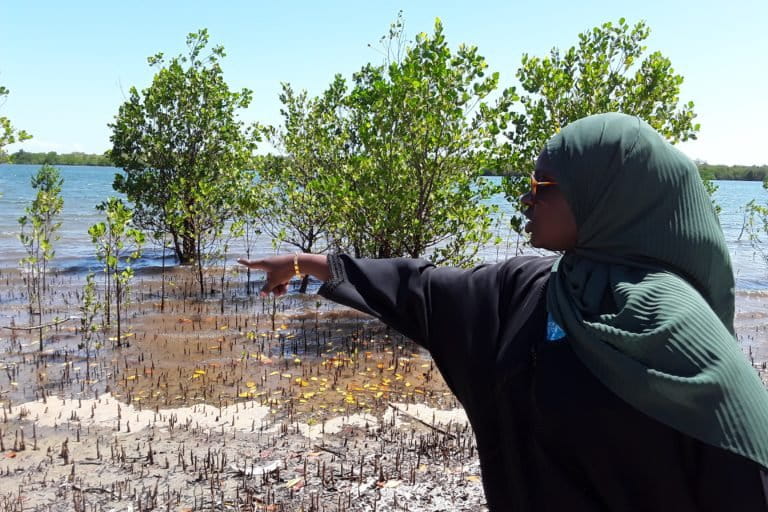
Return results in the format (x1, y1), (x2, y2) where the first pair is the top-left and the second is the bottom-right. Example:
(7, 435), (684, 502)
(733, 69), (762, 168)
(546, 113), (768, 468)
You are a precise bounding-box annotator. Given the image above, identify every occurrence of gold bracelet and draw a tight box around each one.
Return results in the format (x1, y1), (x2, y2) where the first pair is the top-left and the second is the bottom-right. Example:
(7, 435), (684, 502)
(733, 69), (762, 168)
(293, 252), (302, 279)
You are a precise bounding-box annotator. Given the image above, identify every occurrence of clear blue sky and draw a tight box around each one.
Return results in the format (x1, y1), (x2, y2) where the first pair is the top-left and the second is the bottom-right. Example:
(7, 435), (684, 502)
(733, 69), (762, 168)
(2, 0), (766, 165)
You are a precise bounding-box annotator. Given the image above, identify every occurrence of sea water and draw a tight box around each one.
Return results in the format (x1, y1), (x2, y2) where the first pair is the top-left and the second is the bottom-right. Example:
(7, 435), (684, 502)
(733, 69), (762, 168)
(1, 164), (767, 290)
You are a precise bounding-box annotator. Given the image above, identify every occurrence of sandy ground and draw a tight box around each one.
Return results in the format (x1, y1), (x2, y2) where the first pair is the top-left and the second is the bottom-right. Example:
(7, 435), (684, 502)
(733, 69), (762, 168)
(0, 264), (765, 511)
(0, 394), (481, 512)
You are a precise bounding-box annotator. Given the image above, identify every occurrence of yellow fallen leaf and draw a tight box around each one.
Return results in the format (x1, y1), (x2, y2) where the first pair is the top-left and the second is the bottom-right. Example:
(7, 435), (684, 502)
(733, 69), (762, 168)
(285, 477), (303, 489)
(194, 370), (206, 376)
(126, 375), (137, 381)
(246, 381), (256, 388)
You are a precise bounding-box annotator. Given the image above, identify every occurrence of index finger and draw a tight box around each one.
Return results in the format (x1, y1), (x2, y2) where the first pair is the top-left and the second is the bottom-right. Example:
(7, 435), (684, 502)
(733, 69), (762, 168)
(237, 258), (266, 269)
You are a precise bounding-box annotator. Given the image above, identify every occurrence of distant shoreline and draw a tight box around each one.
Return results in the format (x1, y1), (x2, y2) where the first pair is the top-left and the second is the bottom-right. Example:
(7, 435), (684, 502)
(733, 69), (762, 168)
(3, 150), (112, 167)
(3, 162), (768, 181)
(2, 163), (117, 169)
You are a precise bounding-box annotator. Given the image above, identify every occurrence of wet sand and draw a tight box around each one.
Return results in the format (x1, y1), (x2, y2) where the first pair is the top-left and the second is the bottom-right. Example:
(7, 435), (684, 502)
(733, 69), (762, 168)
(0, 264), (765, 511)
(0, 266), (485, 511)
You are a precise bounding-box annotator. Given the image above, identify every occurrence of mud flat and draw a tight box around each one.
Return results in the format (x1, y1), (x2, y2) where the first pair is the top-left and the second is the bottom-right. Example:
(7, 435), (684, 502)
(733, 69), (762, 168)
(0, 266), (485, 511)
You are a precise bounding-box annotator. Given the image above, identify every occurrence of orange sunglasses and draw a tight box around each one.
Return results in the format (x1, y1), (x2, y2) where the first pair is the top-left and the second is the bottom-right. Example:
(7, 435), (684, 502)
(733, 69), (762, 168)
(530, 172), (558, 200)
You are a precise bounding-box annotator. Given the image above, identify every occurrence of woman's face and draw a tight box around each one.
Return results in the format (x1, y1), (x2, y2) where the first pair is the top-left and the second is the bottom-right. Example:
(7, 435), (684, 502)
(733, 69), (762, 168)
(521, 151), (578, 251)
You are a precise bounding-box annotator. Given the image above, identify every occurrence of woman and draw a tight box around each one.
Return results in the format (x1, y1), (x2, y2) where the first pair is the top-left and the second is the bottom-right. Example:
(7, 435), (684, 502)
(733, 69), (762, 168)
(239, 113), (768, 511)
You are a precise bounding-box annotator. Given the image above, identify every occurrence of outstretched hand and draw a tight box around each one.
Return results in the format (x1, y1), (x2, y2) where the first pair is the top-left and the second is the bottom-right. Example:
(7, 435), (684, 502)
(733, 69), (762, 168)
(237, 253), (330, 297)
(237, 254), (295, 296)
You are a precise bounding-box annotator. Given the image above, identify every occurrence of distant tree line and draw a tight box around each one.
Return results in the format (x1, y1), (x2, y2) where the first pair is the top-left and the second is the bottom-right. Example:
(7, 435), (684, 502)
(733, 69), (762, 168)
(8, 149), (763, 182)
(697, 164), (768, 181)
(9, 150), (112, 166)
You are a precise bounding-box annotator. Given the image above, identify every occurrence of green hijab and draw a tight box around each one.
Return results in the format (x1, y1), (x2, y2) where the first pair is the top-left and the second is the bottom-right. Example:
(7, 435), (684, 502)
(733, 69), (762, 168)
(546, 113), (768, 469)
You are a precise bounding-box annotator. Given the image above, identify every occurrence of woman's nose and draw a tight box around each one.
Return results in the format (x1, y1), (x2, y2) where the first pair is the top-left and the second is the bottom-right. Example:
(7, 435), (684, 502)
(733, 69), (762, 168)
(520, 191), (534, 207)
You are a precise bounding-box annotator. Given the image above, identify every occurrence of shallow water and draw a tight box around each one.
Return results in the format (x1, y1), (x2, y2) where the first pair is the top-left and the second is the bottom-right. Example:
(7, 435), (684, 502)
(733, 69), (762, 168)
(2, 164), (768, 288)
